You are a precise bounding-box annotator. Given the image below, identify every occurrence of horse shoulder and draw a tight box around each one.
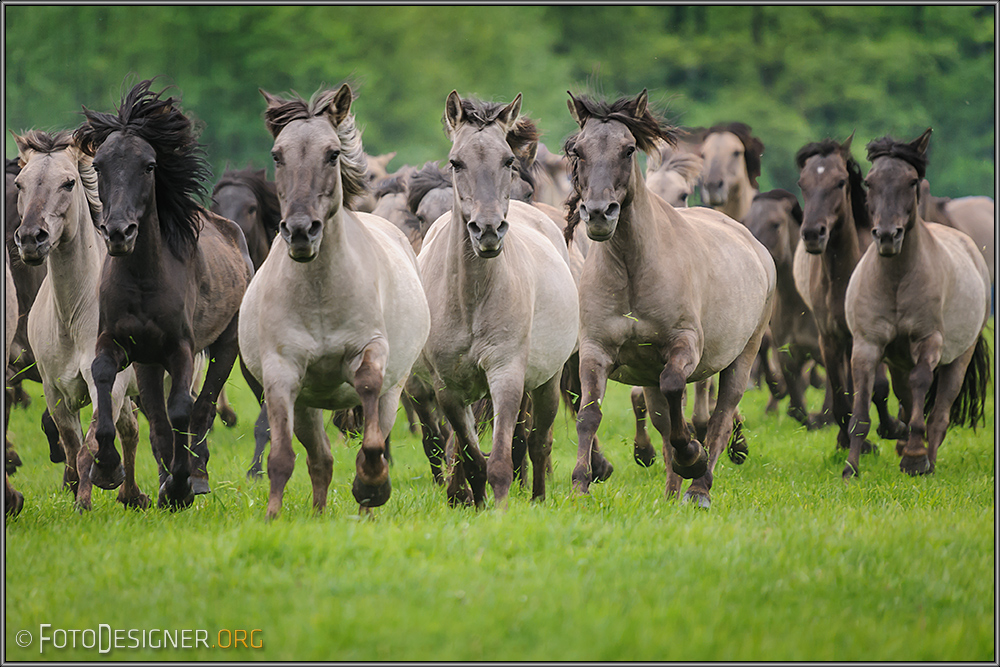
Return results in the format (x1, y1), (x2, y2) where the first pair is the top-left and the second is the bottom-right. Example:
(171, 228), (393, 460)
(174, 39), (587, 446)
(508, 200), (571, 264)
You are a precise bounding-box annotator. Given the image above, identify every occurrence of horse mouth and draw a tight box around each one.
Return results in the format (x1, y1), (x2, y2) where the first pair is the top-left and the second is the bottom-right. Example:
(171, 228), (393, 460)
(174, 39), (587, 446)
(586, 226), (616, 242)
(17, 249), (47, 266)
(802, 239), (826, 255)
(474, 243), (503, 259)
(877, 243), (901, 257)
(106, 242), (135, 257)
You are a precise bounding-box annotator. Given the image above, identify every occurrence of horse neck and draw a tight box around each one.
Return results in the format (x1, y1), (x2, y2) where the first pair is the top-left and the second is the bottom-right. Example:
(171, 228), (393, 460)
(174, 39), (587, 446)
(46, 189), (104, 319)
(878, 216), (930, 279)
(602, 160), (664, 270)
(820, 200), (865, 291)
(445, 190), (503, 304)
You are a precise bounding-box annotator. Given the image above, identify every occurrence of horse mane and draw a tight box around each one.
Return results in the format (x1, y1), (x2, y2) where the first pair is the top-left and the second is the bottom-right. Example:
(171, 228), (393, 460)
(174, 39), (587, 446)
(372, 172), (408, 199)
(212, 167), (281, 239)
(5, 158), (21, 176)
(516, 152), (536, 196)
(15, 129), (103, 225)
(706, 122), (764, 189)
(406, 161), (452, 214)
(659, 151), (703, 185)
(75, 78), (210, 260)
(865, 135), (928, 179)
(262, 87), (369, 209)
(562, 93), (678, 243)
(795, 138), (871, 232)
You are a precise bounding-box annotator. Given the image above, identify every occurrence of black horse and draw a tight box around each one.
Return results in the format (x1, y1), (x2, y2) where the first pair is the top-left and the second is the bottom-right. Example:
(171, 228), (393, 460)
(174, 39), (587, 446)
(75, 79), (254, 509)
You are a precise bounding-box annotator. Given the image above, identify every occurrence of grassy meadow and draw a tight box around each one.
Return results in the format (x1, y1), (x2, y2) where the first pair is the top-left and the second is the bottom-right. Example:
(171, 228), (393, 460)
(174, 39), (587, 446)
(3, 340), (995, 661)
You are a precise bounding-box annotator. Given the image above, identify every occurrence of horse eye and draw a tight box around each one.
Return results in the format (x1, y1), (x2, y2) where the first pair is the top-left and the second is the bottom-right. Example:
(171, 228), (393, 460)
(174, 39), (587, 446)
(248, 205), (257, 215)
(327, 150), (341, 165)
(733, 150), (741, 158)
(61, 179), (76, 191)
(836, 179), (846, 189)
(624, 146), (636, 158)
(13, 180), (22, 190)
(271, 151), (282, 165)
(449, 159), (463, 172)
(910, 179), (919, 189)
(681, 193), (688, 202)
(504, 157), (515, 168)
(145, 163), (155, 174)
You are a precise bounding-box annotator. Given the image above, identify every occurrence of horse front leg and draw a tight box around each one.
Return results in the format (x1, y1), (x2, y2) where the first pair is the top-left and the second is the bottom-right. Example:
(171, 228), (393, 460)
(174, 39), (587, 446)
(351, 344), (392, 510)
(898, 333), (944, 476)
(406, 374), (447, 485)
(658, 333), (705, 481)
(845, 338), (882, 479)
(262, 356), (302, 520)
(114, 396), (148, 510)
(641, 386), (682, 499)
(160, 344), (196, 510)
(485, 368), (527, 509)
(873, 362), (908, 440)
(89, 335), (128, 490)
(49, 397), (88, 508)
(572, 342), (614, 494)
(630, 387), (656, 467)
(527, 375), (560, 502)
(820, 334), (858, 452)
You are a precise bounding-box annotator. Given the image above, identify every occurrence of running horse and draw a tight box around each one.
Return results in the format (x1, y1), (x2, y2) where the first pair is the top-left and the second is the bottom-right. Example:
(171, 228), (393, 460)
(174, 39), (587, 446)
(845, 129), (990, 478)
(75, 79), (253, 509)
(566, 91), (775, 508)
(240, 84), (430, 518)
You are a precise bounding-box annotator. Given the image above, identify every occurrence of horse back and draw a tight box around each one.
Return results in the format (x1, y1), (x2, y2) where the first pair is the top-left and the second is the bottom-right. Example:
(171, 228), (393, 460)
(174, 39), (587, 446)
(191, 210), (254, 351)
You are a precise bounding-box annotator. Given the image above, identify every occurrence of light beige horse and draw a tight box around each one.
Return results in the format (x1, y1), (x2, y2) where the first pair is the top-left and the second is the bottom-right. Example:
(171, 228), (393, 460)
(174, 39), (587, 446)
(11, 130), (143, 511)
(414, 92), (579, 509)
(919, 180), (994, 285)
(699, 122), (765, 222)
(646, 150), (704, 208)
(846, 129), (991, 479)
(239, 84), (430, 519)
(565, 91), (775, 508)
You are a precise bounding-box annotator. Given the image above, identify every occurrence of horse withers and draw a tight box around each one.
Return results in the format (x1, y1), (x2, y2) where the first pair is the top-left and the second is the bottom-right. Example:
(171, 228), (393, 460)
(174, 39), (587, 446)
(845, 129), (990, 479)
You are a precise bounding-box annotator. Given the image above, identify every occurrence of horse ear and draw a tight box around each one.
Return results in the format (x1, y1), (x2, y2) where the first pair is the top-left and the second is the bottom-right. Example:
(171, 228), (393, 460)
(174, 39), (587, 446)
(912, 127), (932, 156)
(842, 130), (856, 152)
(329, 84), (354, 126)
(567, 91), (588, 128)
(523, 139), (538, 168)
(496, 93), (523, 133)
(259, 88), (283, 109)
(635, 89), (649, 117)
(444, 90), (464, 137)
(10, 130), (28, 159)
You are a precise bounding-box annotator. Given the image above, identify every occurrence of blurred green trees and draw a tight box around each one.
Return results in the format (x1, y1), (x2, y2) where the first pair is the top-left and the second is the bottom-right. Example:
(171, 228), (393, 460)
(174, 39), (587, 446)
(5, 6), (993, 199)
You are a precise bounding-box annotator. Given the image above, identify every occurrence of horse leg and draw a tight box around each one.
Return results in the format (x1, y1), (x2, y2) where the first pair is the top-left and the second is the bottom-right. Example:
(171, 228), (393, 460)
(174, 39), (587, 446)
(572, 344), (614, 494)
(159, 344), (196, 510)
(820, 334), (861, 452)
(692, 380), (711, 444)
(89, 337), (127, 490)
(292, 403), (333, 513)
(779, 346), (810, 428)
(135, 364), (171, 487)
(483, 368), (527, 509)
(262, 357), (301, 520)
(642, 387), (683, 499)
(526, 374), (560, 502)
(630, 386), (656, 467)
(50, 398), (87, 507)
(887, 364), (913, 457)
(215, 385), (238, 428)
(401, 390), (420, 435)
(113, 397), (148, 510)
(845, 339), (882, 479)
(898, 334), (943, 476)
(437, 389), (486, 508)
(874, 362), (908, 440)
(5, 472), (23, 517)
(41, 409), (64, 464)
(351, 345), (392, 510)
(923, 344), (977, 473)
(659, 334), (705, 480)
(238, 356), (268, 480)
(406, 374), (446, 485)
(511, 393), (531, 489)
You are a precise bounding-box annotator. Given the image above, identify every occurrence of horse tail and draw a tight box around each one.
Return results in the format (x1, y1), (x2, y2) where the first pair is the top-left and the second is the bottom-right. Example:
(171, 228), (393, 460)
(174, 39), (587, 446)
(924, 332), (992, 428)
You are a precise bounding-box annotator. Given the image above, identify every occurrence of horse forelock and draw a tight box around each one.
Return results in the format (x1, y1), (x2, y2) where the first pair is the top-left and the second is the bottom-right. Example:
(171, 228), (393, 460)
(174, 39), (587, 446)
(660, 151), (703, 185)
(865, 136), (928, 179)
(77, 78), (209, 260)
(570, 95), (677, 154)
(75, 152), (103, 224)
(15, 129), (74, 157)
(373, 172), (408, 199)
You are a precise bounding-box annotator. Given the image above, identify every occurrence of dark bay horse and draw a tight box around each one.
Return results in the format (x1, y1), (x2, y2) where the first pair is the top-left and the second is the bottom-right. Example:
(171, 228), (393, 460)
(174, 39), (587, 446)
(792, 134), (908, 454)
(845, 129), (990, 478)
(566, 91), (775, 508)
(75, 79), (253, 509)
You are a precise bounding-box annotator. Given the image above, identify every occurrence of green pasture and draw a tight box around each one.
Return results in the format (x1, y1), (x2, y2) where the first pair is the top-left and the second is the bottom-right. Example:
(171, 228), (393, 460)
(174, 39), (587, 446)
(3, 341), (995, 661)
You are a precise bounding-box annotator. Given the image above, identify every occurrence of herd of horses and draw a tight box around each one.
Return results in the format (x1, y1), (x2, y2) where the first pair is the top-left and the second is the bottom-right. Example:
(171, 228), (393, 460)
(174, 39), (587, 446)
(3, 78), (992, 519)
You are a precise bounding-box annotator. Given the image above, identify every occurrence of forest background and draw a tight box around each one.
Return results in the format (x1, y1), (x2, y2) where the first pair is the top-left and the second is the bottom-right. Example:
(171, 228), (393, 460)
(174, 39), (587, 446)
(4, 5), (995, 200)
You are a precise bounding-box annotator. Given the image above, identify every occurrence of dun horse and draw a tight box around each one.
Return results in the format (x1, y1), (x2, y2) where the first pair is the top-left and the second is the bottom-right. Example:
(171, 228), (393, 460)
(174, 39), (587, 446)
(845, 129), (990, 478)
(75, 79), (253, 509)
(414, 91), (580, 508)
(12, 130), (144, 511)
(566, 91), (774, 508)
(239, 84), (430, 518)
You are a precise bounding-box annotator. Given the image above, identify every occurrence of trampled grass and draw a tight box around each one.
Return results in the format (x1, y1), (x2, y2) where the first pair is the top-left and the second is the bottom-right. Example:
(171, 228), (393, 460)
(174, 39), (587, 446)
(3, 344), (995, 661)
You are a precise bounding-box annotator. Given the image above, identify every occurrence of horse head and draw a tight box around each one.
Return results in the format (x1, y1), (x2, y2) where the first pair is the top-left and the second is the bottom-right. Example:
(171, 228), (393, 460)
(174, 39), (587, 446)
(795, 133), (862, 255)
(864, 128), (932, 257)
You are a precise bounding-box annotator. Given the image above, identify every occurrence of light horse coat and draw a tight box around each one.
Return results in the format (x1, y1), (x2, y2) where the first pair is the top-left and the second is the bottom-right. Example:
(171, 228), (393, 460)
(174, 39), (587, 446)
(415, 92), (579, 508)
(565, 91), (775, 508)
(239, 84), (430, 519)
(12, 130), (143, 511)
(845, 129), (990, 479)
(5, 256), (23, 516)
(699, 121), (765, 223)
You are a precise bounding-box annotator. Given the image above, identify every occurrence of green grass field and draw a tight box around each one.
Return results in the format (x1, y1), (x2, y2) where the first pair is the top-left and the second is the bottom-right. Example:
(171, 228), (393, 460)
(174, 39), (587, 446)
(3, 345), (995, 661)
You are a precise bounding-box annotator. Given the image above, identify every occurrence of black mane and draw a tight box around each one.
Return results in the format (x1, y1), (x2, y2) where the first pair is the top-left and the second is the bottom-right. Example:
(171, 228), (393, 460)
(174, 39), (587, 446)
(865, 136), (928, 179)
(75, 78), (210, 260)
(212, 167), (281, 240)
(406, 161), (452, 214)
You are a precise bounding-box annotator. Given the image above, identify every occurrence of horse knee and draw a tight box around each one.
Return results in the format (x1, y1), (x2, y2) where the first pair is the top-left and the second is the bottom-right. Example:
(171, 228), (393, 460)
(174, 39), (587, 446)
(167, 393), (194, 430)
(659, 368), (686, 397)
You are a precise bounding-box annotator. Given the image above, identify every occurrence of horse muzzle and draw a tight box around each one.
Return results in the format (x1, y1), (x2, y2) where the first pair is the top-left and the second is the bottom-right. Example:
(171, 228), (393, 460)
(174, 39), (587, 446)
(874, 226), (905, 257)
(100, 222), (139, 257)
(580, 200), (620, 241)
(468, 219), (508, 259)
(701, 182), (727, 207)
(14, 228), (50, 266)
(800, 225), (828, 255)
(280, 216), (323, 263)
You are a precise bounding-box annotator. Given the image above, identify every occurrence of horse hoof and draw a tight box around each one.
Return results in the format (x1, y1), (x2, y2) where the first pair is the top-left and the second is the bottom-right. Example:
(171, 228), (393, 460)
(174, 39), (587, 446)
(671, 443), (708, 480)
(157, 477), (194, 511)
(633, 443), (656, 468)
(219, 407), (238, 428)
(190, 474), (211, 496)
(353, 475), (391, 509)
(900, 454), (931, 476)
(591, 455), (614, 483)
(6, 490), (24, 517)
(842, 462), (858, 480)
(246, 469), (263, 482)
(877, 420), (908, 441)
(90, 462), (125, 490)
(681, 490), (711, 509)
(447, 485), (474, 508)
(119, 493), (151, 511)
(861, 440), (878, 456)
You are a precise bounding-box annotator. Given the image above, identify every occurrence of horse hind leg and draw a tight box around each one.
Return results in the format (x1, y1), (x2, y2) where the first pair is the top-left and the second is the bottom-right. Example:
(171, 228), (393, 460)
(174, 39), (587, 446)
(293, 404), (333, 514)
(437, 390), (486, 508)
(526, 375), (561, 502)
(685, 325), (766, 508)
(239, 356), (269, 480)
(923, 342), (982, 473)
(350, 346), (392, 510)
(630, 386), (656, 467)
(874, 362), (908, 440)
(658, 334), (706, 481)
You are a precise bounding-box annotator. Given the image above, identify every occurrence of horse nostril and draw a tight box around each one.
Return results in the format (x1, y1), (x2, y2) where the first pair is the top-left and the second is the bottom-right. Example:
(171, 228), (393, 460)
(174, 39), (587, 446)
(893, 227), (904, 240)
(497, 220), (509, 236)
(467, 221), (482, 236)
(34, 230), (49, 244)
(309, 220), (322, 237)
(604, 202), (620, 219)
(124, 224), (137, 238)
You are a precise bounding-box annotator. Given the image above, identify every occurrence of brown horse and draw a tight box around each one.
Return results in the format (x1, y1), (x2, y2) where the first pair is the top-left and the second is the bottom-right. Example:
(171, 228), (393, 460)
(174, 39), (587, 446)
(845, 129), (990, 478)
(5, 256), (23, 517)
(792, 134), (908, 454)
(744, 189), (832, 429)
(76, 79), (253, 509)
(566, 91), (775, 508)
